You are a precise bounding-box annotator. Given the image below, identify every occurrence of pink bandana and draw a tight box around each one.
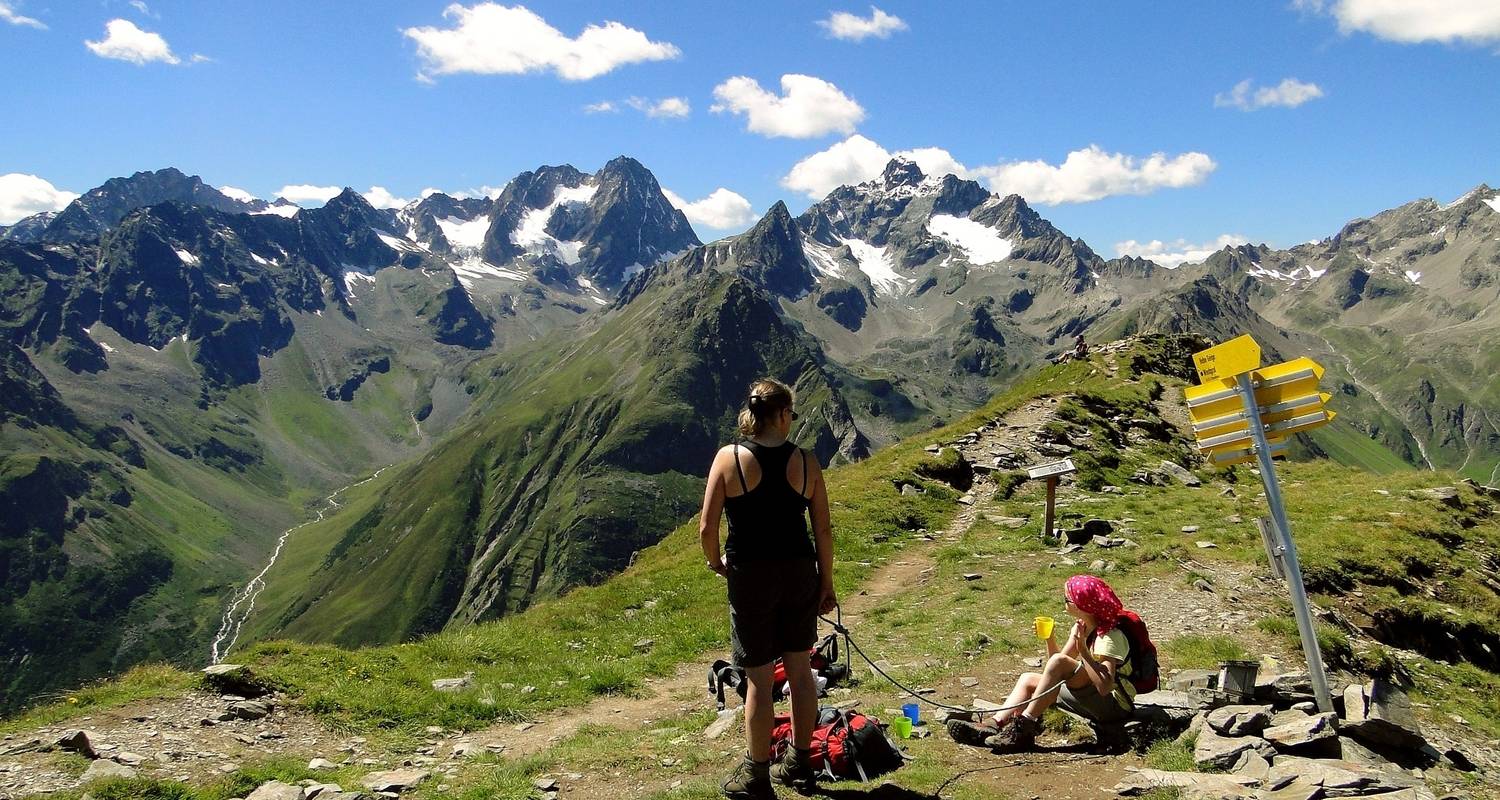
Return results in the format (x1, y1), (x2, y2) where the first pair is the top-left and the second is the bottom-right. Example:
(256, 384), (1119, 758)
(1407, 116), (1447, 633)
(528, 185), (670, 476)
(1066, 574), (1123, 634)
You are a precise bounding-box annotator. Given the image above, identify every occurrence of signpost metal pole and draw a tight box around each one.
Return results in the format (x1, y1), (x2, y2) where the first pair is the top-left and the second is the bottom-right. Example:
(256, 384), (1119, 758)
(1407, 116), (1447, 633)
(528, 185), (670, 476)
(1235, 373), (1334, 712)
(1043, 476), (1057, 541)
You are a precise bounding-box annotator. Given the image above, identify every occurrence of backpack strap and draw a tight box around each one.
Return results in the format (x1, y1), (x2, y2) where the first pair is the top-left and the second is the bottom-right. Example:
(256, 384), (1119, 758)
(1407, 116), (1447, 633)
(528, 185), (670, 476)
(801, 449), (809, 497)
(732, 444), (750, 494)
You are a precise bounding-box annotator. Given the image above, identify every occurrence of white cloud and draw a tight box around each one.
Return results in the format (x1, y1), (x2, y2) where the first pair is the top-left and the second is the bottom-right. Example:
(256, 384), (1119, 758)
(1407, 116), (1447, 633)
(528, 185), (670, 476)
(0, 1), (44, 28)
(983, 145), (1217, 205)
(190, 53), (213, 64)
(583, 100), (617, 113)
(626, 96), (690, 119)
(277, 184), (342, 206)
(0, 173), (78, 225)
(1113, 234), (1250, 269)
(662, 187), (757, 230)
(85, 18), (180, 65)
(128, 0), (153, 15)
(403, 3), (680, 82)
(1214, 78), (1325, 110)
(782, 137), (1217, 204)
(1298, 0), (1500, 45)
(818, 6), (907, 41)
(362, 186), (411, 209)
(217, 185), (257, 203)
(711, 74), (865, 138)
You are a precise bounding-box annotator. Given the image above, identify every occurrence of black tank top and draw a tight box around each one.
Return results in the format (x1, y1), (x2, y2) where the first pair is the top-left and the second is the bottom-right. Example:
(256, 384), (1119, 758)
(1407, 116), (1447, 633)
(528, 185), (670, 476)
(724, 440), (815, 562)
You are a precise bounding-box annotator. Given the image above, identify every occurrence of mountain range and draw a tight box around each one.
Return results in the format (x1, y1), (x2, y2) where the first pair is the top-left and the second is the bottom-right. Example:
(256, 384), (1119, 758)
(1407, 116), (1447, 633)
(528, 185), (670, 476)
(2, 158), (1497, 710)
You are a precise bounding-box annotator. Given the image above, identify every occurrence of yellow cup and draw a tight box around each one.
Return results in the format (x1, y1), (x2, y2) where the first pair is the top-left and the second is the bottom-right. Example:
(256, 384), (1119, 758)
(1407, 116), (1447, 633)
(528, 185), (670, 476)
(1034, 616), (1055, 640)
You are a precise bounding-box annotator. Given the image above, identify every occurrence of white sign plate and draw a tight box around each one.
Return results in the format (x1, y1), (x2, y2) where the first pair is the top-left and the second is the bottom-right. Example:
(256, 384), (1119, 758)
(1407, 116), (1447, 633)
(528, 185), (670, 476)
(1026, 458), (1077, 479)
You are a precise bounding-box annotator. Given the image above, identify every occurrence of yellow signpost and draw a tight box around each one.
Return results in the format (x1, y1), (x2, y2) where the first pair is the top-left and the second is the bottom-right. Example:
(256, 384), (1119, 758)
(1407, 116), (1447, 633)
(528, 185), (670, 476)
(1183, 334), (1335, 712)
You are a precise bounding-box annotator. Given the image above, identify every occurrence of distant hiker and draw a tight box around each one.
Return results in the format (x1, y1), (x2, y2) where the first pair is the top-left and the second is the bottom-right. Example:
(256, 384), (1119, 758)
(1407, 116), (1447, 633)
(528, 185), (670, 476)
(1073, 334), (1088, 358)
(948, 575), (1137, 752)
(699, 378), (838, 799)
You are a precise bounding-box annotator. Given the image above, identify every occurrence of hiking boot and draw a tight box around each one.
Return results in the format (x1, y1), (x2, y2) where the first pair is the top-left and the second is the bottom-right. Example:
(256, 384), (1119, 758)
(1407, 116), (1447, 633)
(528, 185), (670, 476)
(946, 718), (1003, 747)
(722, 754), (776, 800)
(985, 714), (1043, 753)
(770, 747), (816, 793)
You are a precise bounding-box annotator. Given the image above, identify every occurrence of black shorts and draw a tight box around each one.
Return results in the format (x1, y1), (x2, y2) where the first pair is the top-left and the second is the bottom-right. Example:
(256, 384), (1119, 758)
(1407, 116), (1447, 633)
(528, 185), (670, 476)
(727, 558), (820, 668)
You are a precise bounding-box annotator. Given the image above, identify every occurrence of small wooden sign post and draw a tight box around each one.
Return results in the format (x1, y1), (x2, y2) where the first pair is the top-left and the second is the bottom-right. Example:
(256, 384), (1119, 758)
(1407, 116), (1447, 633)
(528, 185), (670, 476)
(1026, 457), (1077, 540)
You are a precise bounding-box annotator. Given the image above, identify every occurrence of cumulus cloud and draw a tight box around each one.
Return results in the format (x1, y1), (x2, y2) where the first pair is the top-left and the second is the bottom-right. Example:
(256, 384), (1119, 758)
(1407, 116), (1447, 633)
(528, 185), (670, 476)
(662, 187), (757, 230)
(583, 100), (617, 113)
(362, 186), (411, 209)
(0, 173), (78, 225)
(711, 74), (865, 138)
(1214, 78), (1325, 110)
(277, 184), (343, 206)
(1113, 234), (1250, 269)
(819, 6), (907, 41)
(781, 136), (1218, 204)
(85, 18), (180, 65)
(626, 96), (690, 118)
(1296, 0), (1500, 45)
(983, 146), (1217, 204)
(0, 1), (45, 28)
(403, 3), (680, 82)
(217, 185), (257, 203)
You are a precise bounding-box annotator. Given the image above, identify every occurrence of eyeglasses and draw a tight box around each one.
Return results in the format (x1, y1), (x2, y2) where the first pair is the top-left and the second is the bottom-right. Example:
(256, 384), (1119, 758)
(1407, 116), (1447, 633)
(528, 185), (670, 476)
(789, 410), (799, 421)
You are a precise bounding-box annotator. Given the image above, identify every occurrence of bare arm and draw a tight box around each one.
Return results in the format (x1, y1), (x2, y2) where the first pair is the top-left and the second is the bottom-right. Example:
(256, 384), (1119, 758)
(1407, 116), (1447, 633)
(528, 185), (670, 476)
(699, 448), (729, 576)
(1069, 620), (1118, 697)
(807, 452), (836, 613)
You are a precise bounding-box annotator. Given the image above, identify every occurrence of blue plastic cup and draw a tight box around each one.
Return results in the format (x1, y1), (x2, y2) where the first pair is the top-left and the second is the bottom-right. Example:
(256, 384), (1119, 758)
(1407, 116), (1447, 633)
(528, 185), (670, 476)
(902, 702), (920, 726)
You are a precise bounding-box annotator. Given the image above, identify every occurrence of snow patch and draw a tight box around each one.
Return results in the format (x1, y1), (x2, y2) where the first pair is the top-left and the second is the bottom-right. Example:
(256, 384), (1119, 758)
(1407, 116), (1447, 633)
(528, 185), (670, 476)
(801, 237), (844, 278)
(436, 215), (491, 250)
(1483, 195), (1500, 214)
(252, 205), (299, 218)
(175, 249), (200, 266)
(590, 296), (608, 306)
(512, 183), (597, 266)
(99, 341), (115, 354)
(450, 256), (527, 288)
(926, 214), (1014, 264)
(577, 277), (596, 291)
(1405, 270), (1422, 285)
(250, 252), (273, 266)
(342, 270), (375, 297)
(838, 237), (909, 295)
(376, 232), (427, 254)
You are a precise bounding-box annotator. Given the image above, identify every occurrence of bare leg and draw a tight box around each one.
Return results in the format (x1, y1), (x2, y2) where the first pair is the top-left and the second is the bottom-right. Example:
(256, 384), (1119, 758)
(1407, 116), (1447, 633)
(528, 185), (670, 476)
(781, 650), (816, 749)
(993, 672), (1041, 725)
(1022, 653), (1086, 720)
(742, 663), (776, 762)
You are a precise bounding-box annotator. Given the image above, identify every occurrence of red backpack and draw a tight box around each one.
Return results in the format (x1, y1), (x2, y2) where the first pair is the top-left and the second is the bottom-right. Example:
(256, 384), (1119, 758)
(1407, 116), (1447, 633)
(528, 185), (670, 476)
(1114, 609), (1159, 694)
(770, 707), (904, 782)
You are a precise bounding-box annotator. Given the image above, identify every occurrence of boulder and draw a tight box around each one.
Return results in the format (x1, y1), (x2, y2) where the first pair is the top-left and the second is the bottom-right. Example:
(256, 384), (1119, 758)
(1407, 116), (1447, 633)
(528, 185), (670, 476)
(1412, 486), (1461, 508)
(303, 785), (344, 800)
(1255, 672), (1313, 706)
(1193, 727), (1275, 771)
(1262, 710), (1340, 757)
(54, 729), (100, 759)
(308, 758), (339, 770)
(201, 663), (269, 697)
(1082, 518), (1113, 536)
(1206, 704), (1273, 737)
(1114, 769), (1258, 797)
(229, 700), (272, 720)
(431, 672), (474, 693)
(1341, 680), (1424, 751)
(1160, 460), (1202, 487)
(361, 769), (429, 793)
(1266, 756), (1422, 796)
(246, 781), (304, 800)
(80, 760), (137, 782)
(1230, 749), (1271, 784)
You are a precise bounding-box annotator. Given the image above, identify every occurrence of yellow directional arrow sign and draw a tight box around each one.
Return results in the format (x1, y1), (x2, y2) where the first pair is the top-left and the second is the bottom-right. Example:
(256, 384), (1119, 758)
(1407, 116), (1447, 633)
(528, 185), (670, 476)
(1249, 357), (1325, 407)
(1207, 439), (1291, 468)
(1192, 334), (1261, 383)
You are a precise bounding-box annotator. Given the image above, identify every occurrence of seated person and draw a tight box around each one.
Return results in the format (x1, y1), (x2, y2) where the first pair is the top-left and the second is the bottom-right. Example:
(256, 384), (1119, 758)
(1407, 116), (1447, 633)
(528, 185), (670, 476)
(948, 575), (1135, 751)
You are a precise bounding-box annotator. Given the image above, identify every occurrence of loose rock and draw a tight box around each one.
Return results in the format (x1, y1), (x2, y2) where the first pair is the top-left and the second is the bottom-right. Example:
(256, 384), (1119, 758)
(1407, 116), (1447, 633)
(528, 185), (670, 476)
(361, 769), (430, 793)
(80, 760), (137, 783)
(246, 781), (303, 800)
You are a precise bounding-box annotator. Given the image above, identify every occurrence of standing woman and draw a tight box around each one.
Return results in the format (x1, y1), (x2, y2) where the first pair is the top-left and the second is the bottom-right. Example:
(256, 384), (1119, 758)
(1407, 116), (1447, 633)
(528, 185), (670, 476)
(700, 378), (837, 800)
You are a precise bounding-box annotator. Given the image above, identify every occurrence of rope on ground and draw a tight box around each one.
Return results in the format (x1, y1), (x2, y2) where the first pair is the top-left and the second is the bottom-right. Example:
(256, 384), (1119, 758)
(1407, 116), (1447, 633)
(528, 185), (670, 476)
(820, 613), (1082, 715)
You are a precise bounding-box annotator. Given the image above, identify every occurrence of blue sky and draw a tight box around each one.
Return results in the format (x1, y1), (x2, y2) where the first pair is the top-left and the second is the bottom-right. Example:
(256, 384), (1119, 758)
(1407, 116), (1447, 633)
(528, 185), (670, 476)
(3, 1), (1498, 264)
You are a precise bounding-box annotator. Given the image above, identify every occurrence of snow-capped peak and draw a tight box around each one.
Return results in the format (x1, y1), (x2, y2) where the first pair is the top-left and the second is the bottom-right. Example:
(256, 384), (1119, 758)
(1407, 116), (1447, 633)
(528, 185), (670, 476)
(512, 182), (597, 266)
(927, 214), (1014, 265)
